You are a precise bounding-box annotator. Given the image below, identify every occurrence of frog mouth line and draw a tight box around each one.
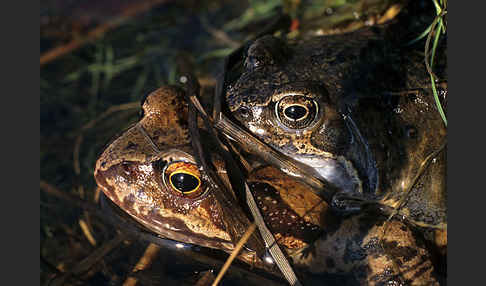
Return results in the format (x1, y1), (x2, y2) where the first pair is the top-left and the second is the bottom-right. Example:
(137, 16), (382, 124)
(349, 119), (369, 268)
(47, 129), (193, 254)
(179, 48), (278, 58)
(95, 169), (235, 251)
(292, 155), (363, 195)
(214, 112), (341, 203)
(280, 113), (378, 199)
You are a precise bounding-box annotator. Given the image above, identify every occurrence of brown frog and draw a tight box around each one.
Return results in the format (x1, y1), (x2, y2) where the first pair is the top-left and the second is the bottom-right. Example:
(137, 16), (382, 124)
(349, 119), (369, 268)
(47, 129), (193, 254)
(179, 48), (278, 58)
(224, 27), (447, 232)
(94, 86), (267, 267)
(225, 30), (378, 198)
(94, 85), (441, 285)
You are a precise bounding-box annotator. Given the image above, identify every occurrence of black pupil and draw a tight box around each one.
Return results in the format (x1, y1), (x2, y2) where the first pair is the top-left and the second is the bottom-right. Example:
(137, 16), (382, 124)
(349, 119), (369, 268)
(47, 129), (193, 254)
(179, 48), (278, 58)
(170, 172), (199, 193)
(284, 105), (307, 120)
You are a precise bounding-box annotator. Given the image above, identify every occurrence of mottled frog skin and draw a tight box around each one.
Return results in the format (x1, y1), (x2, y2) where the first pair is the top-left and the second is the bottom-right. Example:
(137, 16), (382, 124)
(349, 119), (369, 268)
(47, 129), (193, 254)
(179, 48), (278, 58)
(95, 86), (247, 254)
(248, 165), (440, 285)
(95, 85), (442, 285)
(225, 28), (447, 230)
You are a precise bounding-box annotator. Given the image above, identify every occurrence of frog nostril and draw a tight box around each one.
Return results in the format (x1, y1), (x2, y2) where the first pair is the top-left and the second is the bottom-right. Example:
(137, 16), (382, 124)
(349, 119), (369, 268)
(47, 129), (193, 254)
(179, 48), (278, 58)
(405, 125), (418, 139)
(239, 107), (251, 118)
(121, 162), (132, 175)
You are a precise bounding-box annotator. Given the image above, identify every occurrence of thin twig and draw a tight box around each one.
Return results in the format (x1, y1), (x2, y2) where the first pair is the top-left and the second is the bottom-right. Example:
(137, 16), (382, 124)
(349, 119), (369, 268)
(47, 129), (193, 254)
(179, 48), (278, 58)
(212, 223), (256, 286)
(73, 134), (83, 175)
(80, 102), (140, 132)
(40, 0), (171, 66)
(195, 270), (216, 286)
(123, 243), (160, 286)
(40, 180), (106, 219)
(72, 101), (139, 175)
(94, 187), (101, 203)
(79, 219), (97, 246)
(200, 17), (241, 49)
(48, 234), (127, 286)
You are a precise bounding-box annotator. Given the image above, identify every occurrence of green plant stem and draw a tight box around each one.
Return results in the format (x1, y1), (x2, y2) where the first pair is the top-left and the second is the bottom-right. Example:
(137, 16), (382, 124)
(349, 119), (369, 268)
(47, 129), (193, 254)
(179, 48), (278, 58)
(424, 10), (447, 127)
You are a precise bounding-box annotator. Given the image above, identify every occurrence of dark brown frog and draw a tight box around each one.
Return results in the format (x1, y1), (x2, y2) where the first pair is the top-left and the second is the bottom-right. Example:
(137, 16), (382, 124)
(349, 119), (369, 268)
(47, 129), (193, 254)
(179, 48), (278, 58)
(223, 27), (447, 232)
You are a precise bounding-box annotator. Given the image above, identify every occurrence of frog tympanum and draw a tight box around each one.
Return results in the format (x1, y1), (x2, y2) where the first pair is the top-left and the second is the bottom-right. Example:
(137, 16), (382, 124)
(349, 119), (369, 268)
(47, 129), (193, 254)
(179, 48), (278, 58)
(95, 83), (442, 285)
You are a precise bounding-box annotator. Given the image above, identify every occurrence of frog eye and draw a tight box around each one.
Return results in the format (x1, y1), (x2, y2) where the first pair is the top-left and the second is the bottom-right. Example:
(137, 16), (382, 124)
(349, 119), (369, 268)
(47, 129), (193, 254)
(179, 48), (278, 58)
(163, 161), (205, 198)
(275, 95), (318, 129)
(284, 105), (308, 120)
(170, 171), (200, 193)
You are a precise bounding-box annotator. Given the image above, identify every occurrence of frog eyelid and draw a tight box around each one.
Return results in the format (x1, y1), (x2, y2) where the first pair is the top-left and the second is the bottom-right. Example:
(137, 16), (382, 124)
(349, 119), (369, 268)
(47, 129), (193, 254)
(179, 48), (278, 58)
(155, 149), (196, 164)
(168, 169), (202, 194)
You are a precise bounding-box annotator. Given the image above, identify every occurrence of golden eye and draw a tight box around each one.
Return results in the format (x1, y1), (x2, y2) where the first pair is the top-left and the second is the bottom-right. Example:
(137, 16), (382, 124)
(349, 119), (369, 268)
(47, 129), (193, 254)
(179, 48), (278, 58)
(276, 95), (318, 129)
(164, 161), (204, 198)
(169, 170), (201, 194)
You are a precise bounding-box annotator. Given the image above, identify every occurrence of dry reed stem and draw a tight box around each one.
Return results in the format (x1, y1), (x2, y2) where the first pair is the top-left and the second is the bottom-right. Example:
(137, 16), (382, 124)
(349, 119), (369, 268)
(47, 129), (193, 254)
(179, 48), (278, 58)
(195, 270), (216, 286)
(72, 101), (139, 176)
(123, 243), (161, 286)
(212, 223), (256, 286)
(40, 0), (170, 66)
(79, 219), (97, 246)
(40, 180), (106, 218)
(49, 234), (126, 286)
